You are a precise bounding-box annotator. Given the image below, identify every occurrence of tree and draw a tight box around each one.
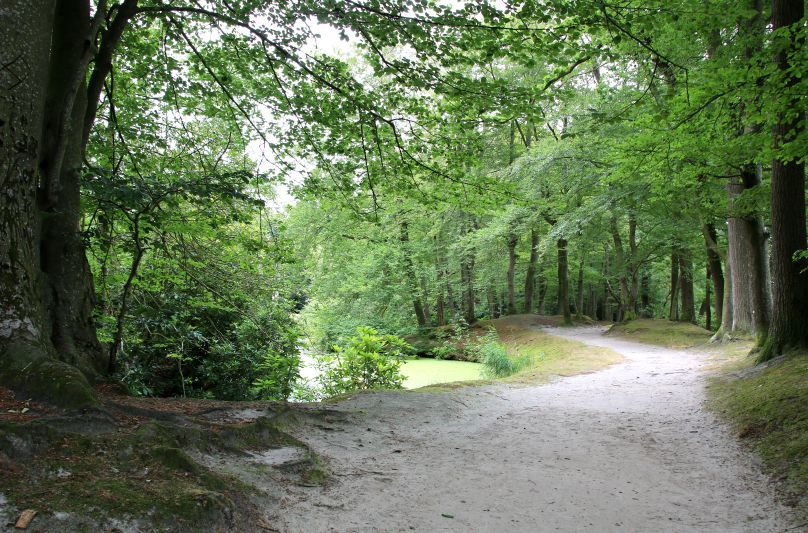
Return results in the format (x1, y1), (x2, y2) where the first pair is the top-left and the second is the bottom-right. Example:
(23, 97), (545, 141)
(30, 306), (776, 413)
(759, 0), (808, 360)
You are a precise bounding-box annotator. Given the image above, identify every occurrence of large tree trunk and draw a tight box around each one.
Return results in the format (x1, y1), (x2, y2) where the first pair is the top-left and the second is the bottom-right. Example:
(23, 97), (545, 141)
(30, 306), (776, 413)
(610, 216), (634, 321)
(506, 233), (518, 315)
(523, 228), (538, 313)
(0, 0), (95, 408)
(726, 173), (769, 340)
(557, 238), (571, 324)
(759, 0), (808, 360)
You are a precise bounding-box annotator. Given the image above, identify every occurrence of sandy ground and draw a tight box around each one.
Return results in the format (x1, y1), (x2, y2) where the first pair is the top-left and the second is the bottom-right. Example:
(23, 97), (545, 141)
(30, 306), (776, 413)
(270, 326), (799, 533)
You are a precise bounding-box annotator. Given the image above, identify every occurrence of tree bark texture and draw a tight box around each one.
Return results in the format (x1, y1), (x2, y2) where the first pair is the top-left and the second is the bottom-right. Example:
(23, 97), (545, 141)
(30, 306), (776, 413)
(760, 0), (808, 359)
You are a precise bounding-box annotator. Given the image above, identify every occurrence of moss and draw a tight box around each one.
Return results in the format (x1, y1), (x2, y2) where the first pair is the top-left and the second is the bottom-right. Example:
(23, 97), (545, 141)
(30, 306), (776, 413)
(150, 446), (202, 474)
(707, 352), (808, 514)
(0, 339), (97, 410)
(607, 319), (712, 349)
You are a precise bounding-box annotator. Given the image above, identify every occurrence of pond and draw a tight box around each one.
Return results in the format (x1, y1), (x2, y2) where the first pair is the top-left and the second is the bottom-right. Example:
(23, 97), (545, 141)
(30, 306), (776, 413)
(298, 351), (484, 394)
(400, 358), (484, 389)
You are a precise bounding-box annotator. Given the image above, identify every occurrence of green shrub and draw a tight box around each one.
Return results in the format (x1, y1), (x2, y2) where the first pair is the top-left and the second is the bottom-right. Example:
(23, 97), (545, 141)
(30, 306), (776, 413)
(474, 331), (530, 378)
(318, 327), (412, 396)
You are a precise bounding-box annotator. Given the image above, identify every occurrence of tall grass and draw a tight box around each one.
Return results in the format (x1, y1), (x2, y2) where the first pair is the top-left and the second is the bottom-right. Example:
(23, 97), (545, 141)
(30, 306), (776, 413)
(475, 331), (533, 378)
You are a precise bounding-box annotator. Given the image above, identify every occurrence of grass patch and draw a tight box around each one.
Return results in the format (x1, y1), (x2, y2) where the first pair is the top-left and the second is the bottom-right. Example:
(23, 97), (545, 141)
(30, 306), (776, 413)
(707, 352), (808, 514)
(607, 318), (713, 349)
(489, 316), (624, 384)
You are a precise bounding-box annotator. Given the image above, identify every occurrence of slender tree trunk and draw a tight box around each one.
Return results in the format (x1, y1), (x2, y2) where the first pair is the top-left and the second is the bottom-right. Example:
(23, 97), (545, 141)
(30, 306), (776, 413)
(640, 271), (650, 318)
(420, 277), (431, 326)
(537, 269), (547, 315)
(487, 284), (497, 319)
(523, 228), (538, 313)
(460, 256), (475, 324)
(109, 228), (145, 373)
(702, 223), (725, 327)
(704, 266), (712, 331)
(678, 251), (695, 324)
(760, 0), (808, 359)
(506, 233), (518, 315)
(400, 221), (426, 327)
(669, 250), (680, 320)
(557, 238), (571, 324)
(435, 290), (446, 327)
(575, 253), (585, 318)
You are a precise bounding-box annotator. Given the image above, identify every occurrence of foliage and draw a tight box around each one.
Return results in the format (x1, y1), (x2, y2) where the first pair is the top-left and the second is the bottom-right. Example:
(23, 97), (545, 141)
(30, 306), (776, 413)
(317, 327), (412, 397)
(473, 330), (531, 378)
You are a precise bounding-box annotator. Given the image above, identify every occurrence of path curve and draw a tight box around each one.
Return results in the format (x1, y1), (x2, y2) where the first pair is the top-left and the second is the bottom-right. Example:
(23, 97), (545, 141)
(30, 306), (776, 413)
(276, 326), (797, 532)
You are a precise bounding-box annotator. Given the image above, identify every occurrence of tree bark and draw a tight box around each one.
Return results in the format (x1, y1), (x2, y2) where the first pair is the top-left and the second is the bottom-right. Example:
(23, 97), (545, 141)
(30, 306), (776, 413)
(726, 173), (769, 339)
(575, 252), (585, 318)
(0, 0), (96, 407)
(759, 0), (808, 359)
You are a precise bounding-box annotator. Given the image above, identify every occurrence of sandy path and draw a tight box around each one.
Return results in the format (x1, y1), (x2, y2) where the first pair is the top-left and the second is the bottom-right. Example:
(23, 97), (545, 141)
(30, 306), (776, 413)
(275, 326), (797, 532)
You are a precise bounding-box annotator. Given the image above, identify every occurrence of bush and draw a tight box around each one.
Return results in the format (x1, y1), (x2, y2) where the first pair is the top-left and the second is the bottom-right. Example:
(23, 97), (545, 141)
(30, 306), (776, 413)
(318, 327), (412, 396)
(474, 331), (530, 378)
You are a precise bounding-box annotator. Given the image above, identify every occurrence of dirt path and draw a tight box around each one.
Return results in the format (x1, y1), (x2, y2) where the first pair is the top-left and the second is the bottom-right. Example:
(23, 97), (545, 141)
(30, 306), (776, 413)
(273, 326), (797, 532)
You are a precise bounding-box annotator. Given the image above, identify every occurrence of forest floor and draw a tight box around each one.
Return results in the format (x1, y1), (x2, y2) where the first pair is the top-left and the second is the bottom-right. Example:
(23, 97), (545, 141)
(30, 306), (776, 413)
(1, 318), (802, 532)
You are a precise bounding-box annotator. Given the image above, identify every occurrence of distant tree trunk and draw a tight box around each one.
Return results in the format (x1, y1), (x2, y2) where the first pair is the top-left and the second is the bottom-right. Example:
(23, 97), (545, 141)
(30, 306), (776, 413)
(400, 221), (426, 327)
(702, 223), (725, 328)
(420, 278), (432, 326)
(460, 255), (475, 324)
(557, 239), (571, 324)
(575, 253), (585, 318)
(537, 269), (547, 315)
(487, 284), (498, 319)
(678, 250), (696, 324)
(523, 228), (539, 313)
(506, 233), (518, 315)
(703, 266), (712, 331)
(669, 251), (680, 320)
(435, 290), (446, 327)
(611, 215), (634, 321)
(639, 271), (650, 317)
(760, 0), (808, 359)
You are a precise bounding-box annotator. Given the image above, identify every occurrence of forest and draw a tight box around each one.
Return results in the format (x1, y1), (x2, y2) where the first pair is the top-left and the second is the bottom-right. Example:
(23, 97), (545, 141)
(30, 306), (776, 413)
(0, 0), (807, 531)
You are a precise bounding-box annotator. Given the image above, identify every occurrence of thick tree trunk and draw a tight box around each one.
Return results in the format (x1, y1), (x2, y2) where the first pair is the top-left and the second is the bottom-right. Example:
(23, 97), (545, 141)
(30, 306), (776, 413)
(678, 250), (696, 323)
(557, 239), (571, 324)
(727, 173), (769, 339)
(0, 0), (95, 407)
(506, 233), (518, 315)
(523, 228), (538, 313)
(760, 0), (808, 359)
